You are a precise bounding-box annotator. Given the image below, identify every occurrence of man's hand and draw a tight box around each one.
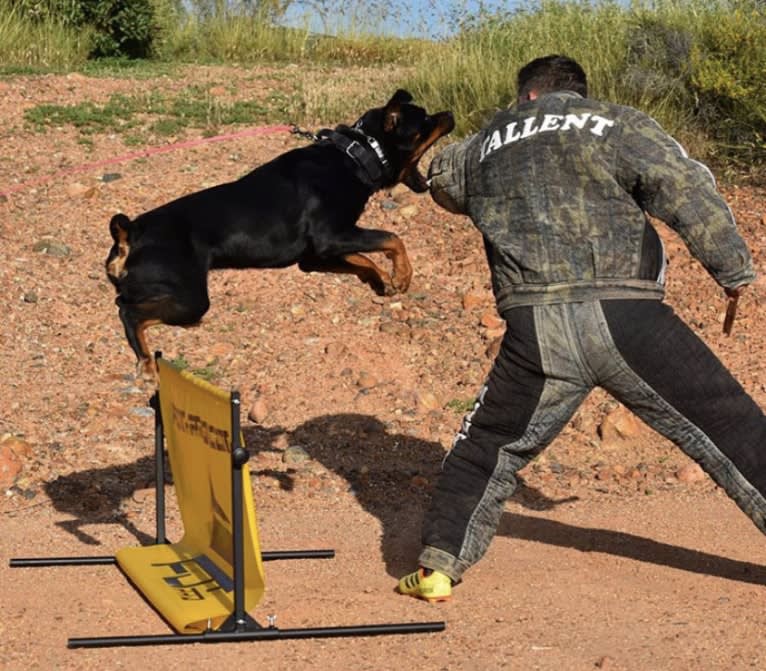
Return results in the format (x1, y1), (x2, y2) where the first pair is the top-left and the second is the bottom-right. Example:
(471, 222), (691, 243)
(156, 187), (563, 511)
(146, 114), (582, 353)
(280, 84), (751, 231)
(723, 285), (747, 336)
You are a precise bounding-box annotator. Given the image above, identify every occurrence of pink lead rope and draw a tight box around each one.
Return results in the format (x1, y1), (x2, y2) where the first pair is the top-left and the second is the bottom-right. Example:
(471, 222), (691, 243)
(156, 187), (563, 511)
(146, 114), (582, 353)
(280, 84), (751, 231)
(0, 123), (295, 199)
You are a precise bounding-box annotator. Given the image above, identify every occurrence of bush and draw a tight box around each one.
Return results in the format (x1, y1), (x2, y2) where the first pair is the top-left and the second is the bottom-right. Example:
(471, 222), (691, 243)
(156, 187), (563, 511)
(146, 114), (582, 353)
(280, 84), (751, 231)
(12, 0), (158, 58)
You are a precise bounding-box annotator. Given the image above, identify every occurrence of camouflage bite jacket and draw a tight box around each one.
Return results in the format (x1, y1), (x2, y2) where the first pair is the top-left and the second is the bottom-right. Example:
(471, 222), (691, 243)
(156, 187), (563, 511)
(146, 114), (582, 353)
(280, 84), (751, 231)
(428, 91), (755, 315)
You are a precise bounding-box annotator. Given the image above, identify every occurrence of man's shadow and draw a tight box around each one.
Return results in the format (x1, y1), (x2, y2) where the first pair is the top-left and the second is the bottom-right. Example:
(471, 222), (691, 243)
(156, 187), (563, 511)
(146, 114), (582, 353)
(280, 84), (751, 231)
(496, 512), (766, 586)
(246, 413), (576, 577)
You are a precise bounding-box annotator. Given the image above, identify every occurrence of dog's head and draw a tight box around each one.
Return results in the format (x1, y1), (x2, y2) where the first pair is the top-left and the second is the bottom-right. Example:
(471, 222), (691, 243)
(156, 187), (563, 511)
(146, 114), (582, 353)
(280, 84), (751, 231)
(351, 90), (454, 193)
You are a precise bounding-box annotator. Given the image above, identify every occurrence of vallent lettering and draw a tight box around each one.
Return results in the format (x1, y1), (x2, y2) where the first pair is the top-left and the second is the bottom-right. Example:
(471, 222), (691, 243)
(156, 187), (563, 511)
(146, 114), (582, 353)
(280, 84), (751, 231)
(480, 112), (616, 162)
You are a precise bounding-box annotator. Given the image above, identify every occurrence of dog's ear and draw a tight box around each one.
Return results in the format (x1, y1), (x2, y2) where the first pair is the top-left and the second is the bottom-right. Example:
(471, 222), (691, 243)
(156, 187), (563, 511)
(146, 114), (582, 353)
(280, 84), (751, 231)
(388, 89), (413, 105)
(383, 90), (412, 132)
(109, 213), (131, 243)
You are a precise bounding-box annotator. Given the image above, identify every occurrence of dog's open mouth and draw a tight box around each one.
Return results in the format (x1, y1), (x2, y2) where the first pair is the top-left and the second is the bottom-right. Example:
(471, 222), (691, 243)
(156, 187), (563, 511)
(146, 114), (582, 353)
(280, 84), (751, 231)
(401, 111), (455, 193)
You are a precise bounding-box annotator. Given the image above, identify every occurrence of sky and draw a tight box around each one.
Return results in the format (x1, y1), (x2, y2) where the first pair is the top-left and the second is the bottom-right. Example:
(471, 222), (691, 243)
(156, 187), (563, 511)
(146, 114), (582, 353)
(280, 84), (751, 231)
(281, 1), (522, 39)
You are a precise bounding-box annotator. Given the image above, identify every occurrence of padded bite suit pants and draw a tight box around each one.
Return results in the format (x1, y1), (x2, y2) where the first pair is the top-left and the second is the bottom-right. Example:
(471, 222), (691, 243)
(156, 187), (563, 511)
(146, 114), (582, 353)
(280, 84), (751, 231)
(419, 299), (766, 582)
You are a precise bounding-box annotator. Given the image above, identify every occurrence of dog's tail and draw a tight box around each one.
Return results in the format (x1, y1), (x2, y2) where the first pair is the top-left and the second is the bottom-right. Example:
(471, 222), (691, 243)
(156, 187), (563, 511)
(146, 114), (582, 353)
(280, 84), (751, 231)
(109, 212), (131, 243)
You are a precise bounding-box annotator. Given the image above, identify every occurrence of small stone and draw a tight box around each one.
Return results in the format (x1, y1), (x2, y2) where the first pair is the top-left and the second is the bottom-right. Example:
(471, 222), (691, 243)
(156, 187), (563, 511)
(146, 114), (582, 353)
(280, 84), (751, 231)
(100, 173), (122, 183)
(33, 238), (71, 257)
(598, 406), (642, 445)
(66, 182), (97, 198)
(417, 391), (441, 412)
(356, 372), (378, 389)
(283, 445), (311, 465)
(390, 183), (411, 202)
(130, 407), (155, 418)
(23, 291), (38, 303)
(480, 310), (504, 330)
(461, 289), (485, 311)
(0, 437), (29, 488)
(324, 342), (347, 357)
(399, 204), (419, 219)
(676, 462), (706, 483)
(248, 397), (268, 424)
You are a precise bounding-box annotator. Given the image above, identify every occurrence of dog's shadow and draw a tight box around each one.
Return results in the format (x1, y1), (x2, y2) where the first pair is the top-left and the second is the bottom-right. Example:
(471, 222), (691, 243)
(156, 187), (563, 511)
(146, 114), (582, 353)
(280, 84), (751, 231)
(42, 455), (159, 547)
(40, 412), (766, 586)
(39, 412), (568, 575)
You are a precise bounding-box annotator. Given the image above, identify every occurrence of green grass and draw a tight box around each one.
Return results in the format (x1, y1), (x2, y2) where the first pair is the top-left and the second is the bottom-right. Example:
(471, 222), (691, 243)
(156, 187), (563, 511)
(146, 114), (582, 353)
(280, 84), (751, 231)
(23, 84), (302, 142)
(4, 0), (763, 176)
(446, 398), (476, 414)
(0, 4), (91, 72)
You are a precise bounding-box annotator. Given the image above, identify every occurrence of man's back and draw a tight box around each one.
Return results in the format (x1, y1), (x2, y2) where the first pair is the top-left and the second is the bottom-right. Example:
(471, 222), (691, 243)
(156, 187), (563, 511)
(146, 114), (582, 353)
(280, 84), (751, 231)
(436, 90), (753, 313)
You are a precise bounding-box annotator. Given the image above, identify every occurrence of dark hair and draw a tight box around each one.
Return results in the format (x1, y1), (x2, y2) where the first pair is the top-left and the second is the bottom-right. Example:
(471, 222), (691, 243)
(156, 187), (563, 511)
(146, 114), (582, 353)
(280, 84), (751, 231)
(517, 54), (588, 98)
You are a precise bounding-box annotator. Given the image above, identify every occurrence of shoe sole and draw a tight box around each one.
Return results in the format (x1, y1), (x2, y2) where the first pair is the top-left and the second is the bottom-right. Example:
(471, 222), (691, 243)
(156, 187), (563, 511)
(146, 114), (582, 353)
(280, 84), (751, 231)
(399, 590), (451, 604)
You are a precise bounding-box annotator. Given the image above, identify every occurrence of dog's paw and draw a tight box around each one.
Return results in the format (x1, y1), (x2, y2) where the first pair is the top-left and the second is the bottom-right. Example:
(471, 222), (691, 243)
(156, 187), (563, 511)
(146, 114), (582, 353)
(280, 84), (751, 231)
(136, 358), (160, 388)
(390, 273), (412, 294)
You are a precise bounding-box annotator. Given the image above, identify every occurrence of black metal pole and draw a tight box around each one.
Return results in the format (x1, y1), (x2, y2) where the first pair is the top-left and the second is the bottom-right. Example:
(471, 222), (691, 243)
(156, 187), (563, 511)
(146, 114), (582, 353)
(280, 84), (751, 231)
(68, 621), (446, 648)
(153, 351), (167, 545)
(8, 550), (335, 568)
(229, 390), (249, 632)
(9, 557), (117, 567)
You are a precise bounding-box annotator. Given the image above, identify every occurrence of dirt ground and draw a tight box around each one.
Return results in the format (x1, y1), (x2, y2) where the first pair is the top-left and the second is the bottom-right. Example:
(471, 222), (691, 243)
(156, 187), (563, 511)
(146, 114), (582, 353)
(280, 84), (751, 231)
(1, 66), (765, 671)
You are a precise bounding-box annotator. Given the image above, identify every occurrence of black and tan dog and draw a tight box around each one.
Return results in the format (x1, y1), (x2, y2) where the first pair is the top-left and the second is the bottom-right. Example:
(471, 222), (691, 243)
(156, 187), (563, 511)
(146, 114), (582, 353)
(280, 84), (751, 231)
(106, 90), (454, 378)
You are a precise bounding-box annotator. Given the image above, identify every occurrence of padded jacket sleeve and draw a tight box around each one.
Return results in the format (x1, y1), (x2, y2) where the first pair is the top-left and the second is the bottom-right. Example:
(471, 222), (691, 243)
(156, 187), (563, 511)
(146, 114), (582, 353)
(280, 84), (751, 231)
(427, 135), (480, 215)
(615, 109), (755, 290)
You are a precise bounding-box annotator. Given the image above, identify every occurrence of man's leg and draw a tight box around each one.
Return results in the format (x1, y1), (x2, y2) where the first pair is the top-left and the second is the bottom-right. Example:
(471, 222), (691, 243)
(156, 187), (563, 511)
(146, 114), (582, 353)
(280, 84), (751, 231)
(416, 305), (592, 584)
(599, 299), (766, 533)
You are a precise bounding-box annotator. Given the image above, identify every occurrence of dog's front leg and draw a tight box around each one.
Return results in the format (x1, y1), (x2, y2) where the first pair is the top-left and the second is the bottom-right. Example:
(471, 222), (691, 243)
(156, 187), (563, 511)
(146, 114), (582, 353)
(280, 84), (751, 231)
(379, 234), (412, 293)
(299, 255), (393, 296)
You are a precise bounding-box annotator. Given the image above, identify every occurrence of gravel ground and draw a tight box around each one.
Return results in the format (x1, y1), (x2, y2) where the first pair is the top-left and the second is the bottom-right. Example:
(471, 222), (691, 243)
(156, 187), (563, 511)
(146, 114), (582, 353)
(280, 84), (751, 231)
(1, 66), (765, 671)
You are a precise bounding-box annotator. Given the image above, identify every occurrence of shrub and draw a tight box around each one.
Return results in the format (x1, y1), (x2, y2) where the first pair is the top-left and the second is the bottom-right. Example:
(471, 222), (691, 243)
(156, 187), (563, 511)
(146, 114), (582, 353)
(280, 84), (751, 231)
(12, 0), (158, 58)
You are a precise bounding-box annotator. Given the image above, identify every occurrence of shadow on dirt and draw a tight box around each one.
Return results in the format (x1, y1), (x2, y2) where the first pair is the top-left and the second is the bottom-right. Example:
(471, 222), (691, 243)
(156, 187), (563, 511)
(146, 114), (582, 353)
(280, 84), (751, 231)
(245, 413), (578, 578)
(42, 455), (159, 547)
(497, 512), (766, 586)
(38, 412), (765, 587)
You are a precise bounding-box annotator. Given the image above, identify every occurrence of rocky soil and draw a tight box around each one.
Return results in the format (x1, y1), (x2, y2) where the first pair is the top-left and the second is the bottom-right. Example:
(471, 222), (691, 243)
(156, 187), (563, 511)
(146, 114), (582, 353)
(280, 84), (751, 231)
(1, 66), (765, 671)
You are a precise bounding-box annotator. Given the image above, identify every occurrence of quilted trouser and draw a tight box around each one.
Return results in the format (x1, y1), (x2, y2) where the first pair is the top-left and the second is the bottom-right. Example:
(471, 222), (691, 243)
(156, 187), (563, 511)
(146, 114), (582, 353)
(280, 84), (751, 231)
(419, 299), (766, 582)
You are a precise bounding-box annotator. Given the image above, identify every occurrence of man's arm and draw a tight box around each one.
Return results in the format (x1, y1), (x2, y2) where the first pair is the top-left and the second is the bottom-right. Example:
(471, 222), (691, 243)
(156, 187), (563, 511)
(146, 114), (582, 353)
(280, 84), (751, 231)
(616, 109), (756, 291)
(427, 134), (481, 215)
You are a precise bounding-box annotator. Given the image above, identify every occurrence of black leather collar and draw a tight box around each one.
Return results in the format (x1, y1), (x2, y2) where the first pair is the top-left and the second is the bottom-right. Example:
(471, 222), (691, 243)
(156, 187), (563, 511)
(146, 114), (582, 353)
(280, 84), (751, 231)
(316, 128), (392, 189)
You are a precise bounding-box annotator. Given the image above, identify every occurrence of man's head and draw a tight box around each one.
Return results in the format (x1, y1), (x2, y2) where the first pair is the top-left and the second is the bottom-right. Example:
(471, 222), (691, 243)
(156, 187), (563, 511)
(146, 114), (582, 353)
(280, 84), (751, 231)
(517, 54), (588, 102)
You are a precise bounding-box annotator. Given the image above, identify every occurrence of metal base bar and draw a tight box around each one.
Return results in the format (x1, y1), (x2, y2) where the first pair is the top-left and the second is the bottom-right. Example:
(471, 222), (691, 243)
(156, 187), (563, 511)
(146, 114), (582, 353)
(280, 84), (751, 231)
(10, 549), (335, 568)
(68, 621), (446, 648)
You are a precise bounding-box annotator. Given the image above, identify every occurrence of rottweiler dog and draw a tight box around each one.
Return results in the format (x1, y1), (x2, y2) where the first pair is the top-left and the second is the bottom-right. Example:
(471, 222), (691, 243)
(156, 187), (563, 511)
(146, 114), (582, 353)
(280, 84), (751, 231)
(106, 90), (454, 379)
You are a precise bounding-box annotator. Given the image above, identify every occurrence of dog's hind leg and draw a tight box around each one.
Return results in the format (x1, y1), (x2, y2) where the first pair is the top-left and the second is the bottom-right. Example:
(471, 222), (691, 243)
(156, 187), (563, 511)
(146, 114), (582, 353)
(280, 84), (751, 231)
(117, 290), (210, 381)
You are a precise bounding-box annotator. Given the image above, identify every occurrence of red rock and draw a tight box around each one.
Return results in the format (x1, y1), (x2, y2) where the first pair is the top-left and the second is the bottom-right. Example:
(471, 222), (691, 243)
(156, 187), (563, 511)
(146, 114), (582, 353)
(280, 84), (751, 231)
(248, 397), (269, 424)
(0, 437), (28, 488)
(676, 462), (706, 483)
(480, 310), (504, 330)
(598, 406), (642, 445)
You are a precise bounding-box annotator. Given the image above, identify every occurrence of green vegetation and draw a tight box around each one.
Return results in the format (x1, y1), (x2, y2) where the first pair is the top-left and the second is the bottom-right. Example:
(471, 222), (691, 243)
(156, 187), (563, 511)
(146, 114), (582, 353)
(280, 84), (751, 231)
(2, 0), (764, 176)
(404, 0), (766, 176)
(23, 84), (300, 142)
(446, 398), (477, 414)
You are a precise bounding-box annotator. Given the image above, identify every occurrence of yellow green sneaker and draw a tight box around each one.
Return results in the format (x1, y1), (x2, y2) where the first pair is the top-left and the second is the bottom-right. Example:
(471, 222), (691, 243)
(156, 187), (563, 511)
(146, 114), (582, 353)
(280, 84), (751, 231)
(397, 568), (452, 603)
